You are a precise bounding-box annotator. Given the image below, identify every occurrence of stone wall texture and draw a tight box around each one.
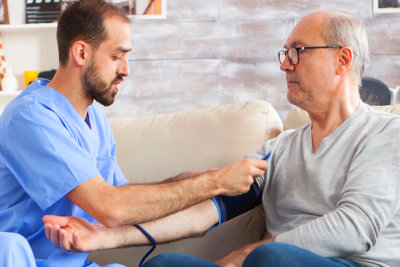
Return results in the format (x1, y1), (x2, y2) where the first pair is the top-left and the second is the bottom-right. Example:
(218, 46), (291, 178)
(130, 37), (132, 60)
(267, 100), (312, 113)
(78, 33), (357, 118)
(106, 0), (400, 119)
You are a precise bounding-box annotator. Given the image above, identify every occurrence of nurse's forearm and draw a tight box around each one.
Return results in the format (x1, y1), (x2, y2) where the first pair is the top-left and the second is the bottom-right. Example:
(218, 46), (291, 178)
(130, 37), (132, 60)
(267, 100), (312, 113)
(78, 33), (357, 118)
(66, 158), (268, 227)
(94, 175), (220, 227)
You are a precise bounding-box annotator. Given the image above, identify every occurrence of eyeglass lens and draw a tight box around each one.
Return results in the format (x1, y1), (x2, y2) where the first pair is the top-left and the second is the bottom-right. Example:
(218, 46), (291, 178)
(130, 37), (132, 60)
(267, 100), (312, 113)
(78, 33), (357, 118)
(278, 48), (299, 65)
(278, 51), (285, 64)
(288, 48), (298, 65)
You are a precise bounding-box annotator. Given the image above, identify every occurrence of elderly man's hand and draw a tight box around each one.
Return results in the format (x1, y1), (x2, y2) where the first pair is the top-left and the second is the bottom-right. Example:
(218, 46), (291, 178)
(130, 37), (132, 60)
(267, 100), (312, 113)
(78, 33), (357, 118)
(215, 237), (275, 267)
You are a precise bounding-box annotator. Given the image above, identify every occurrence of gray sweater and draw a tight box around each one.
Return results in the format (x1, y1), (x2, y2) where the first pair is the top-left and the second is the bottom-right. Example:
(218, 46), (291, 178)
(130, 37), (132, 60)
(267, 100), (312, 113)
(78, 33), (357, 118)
(251, 102), (400, 266)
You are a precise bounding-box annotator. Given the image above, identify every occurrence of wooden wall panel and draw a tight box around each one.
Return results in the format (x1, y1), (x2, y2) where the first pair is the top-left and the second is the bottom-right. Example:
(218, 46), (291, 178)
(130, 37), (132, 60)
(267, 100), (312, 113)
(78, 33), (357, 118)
(364, 16), (400, 55)
(166, 0), (219, 20)
(121, 59), (219, 97)
(219, 57), (291, 118)
(129, 21), (221, 60)
(366, 55), (400, 88)
(218, 21), (293, 58)
(219, 0), (371, 20)
(104, 0), (400, 119)
(107, 59), (220, 117)
(129, 20), (292, 60)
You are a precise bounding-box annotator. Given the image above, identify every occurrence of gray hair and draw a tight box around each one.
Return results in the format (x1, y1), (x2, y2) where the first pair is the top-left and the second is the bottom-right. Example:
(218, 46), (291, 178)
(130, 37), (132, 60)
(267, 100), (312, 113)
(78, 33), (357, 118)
(321, 12), (369, 86)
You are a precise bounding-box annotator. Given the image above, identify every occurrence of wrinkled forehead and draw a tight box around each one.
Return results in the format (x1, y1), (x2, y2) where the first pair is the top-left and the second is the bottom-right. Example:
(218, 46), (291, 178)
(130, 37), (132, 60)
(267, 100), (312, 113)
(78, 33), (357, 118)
(284, 13), (327, 49)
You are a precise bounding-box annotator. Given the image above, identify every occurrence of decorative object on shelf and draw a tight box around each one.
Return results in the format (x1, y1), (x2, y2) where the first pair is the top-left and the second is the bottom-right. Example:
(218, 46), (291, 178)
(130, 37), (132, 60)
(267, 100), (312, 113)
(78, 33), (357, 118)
(0, 32), (6, 91)
(0, 0), (9, 24)
(25, 0), (61, 24)
(24, 70), (40, 87)
(38, 69), (57, 80)
(1, 65), (18, 92)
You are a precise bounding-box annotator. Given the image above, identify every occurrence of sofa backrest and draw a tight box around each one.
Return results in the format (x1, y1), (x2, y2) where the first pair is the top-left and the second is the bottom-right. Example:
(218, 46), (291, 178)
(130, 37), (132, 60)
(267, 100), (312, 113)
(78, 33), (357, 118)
(283, 104), (400, 130)
(109, 100), (283, 184)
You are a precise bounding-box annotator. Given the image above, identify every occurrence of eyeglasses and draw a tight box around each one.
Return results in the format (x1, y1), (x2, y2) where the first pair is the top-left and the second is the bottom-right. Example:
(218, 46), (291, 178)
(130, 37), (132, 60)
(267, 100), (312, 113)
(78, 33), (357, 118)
(278, 46), (342, 65)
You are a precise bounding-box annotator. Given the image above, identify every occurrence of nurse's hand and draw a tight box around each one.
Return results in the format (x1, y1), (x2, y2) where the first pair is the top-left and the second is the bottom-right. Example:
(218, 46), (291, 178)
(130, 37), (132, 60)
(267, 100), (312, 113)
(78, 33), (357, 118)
(213, 158), (268, 196)
(43, 215), (112, 252)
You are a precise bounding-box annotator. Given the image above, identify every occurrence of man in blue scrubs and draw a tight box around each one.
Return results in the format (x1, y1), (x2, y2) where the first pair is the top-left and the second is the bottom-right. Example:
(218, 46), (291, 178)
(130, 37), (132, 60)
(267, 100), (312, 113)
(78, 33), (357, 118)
(0, 0), (268, 266)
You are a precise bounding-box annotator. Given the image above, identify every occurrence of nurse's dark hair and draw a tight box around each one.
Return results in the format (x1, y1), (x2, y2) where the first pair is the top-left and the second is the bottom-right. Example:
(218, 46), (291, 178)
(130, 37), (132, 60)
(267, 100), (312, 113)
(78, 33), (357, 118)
(57, 0), (130, 67)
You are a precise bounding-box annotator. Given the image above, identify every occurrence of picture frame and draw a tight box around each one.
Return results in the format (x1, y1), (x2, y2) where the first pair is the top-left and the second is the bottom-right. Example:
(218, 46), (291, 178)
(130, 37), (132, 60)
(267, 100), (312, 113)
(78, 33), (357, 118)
(0, 0), (9, 24)
(111, 0), (132, 15)
(373, 0), (400, 14)
(111, 0), (166, 19)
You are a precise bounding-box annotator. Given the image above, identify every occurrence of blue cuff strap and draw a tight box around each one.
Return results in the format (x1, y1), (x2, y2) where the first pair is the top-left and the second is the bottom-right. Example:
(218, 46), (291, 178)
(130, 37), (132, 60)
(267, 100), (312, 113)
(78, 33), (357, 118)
(208, 197), (222, 231)
(212, 181), (262, 225)
(135, 224), (157, 267)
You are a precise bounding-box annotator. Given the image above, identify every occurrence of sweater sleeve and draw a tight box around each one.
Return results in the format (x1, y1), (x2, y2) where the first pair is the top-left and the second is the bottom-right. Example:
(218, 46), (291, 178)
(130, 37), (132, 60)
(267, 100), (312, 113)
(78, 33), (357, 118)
(275, 118), (400, 257)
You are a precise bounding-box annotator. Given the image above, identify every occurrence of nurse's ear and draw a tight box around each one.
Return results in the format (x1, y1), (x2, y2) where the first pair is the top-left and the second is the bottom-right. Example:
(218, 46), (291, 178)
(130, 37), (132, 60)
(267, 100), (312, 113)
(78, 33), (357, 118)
(70, 40), (92, 67)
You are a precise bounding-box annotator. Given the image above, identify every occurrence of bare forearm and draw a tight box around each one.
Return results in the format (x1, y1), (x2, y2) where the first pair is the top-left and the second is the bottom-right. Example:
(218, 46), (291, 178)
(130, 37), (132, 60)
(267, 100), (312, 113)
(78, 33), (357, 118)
(106, 199), (219, 247)
(43, 201), (218, 253)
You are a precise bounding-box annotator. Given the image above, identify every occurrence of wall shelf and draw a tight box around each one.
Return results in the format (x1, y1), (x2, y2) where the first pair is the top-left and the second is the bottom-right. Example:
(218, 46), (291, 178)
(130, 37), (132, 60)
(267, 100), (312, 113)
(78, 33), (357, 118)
(0, 23), (57, 33)
(0, 91), (22, 96)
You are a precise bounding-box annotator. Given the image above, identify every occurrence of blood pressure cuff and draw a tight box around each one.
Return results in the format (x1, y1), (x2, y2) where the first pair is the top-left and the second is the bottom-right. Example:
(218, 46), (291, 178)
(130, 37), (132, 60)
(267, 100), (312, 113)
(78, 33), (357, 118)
(211, 180), (262, 228)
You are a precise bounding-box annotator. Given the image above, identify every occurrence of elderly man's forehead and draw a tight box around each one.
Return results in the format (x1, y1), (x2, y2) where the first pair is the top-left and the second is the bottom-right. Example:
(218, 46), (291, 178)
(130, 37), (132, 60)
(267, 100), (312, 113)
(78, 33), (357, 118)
(284, 40), (308, 49)
(283, 33), (323, 49)
(283, 18), (326, 48)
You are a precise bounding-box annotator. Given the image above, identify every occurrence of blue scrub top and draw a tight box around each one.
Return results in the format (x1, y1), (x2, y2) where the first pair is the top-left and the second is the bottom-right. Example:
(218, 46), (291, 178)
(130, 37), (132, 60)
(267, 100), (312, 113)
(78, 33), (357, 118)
(0, 79), (128, 266)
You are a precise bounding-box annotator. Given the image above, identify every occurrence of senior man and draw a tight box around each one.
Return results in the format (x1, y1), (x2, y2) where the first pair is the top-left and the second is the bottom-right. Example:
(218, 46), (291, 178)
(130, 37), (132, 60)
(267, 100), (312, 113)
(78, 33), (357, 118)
(43, 10), (400, 267)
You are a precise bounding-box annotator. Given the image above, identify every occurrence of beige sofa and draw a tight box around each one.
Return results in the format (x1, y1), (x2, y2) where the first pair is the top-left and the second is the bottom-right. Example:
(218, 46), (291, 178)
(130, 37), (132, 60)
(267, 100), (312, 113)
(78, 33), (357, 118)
(89, 100), (283, 266)
(89, 100), (400, 266)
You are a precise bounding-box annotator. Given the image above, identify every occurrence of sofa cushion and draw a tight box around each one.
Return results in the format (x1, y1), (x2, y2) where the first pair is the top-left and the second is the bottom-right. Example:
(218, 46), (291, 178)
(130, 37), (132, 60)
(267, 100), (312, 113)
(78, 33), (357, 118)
(283, 104), (400, 130)
(109, 99), (283, 184)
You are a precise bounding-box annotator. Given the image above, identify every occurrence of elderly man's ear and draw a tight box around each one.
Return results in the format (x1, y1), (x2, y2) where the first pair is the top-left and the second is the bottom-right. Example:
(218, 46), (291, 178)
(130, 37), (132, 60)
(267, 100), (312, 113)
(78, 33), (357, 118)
(336, 46), (353, 75)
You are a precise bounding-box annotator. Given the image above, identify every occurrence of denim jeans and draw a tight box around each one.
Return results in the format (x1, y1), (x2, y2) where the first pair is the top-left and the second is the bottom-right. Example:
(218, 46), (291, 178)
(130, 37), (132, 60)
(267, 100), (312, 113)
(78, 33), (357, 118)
(143, 242), (360, 267)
